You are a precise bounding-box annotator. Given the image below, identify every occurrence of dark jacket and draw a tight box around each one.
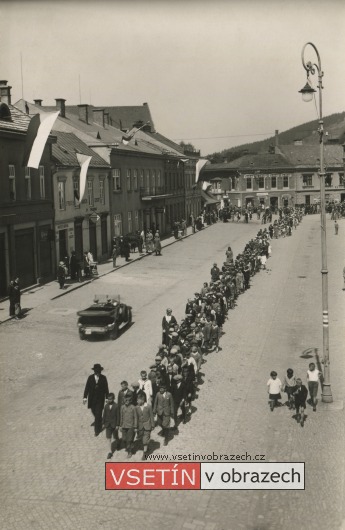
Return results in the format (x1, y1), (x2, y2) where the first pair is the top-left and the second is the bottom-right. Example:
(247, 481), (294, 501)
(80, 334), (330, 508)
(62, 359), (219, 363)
(102, 402), (119, 428)
(83, 374), (109, 409)
(171, 380), (188, 405)
(293, 385), (308, 405)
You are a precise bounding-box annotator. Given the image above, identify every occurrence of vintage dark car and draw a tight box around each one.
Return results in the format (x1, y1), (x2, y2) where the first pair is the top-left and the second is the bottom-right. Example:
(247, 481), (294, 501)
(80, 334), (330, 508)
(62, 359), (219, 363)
(77, 295), (132, 340)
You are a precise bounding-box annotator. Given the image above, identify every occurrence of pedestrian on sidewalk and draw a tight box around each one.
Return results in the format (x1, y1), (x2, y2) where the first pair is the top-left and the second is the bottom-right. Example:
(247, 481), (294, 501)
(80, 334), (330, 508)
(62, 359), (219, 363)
(120, 394), (137, 458)
(13, 277), (21, 319)
(102, 392), (119, 459)
(112, 244), (117, 268)
(267, 371), (282, 411)
(154, 231), (162, 256)
(293, 379), (308, 426)
(8, 280), (15, 317)
(282, 368), (297, 409)
(69, 251), (78, 280)
(83, 363), (109, 436)
(334, 220), (339, 235)
(136, 392), (155, 460)
(57, 261), (66, 289)
(307, 362), (321, 412)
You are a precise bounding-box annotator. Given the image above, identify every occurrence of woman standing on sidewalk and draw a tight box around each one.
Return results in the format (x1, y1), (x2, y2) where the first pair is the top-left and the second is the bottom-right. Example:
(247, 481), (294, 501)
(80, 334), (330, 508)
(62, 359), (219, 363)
(154, 231), (162, 256)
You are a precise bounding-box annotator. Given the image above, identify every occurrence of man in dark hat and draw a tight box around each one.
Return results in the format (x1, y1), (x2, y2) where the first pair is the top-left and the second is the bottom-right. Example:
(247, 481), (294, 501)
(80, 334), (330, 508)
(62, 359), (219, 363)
(83, 363), (109, 436)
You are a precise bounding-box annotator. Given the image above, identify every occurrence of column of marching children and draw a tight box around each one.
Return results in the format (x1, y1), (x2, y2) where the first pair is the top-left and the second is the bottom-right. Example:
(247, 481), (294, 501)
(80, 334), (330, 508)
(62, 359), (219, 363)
(86, 209), (304, 460)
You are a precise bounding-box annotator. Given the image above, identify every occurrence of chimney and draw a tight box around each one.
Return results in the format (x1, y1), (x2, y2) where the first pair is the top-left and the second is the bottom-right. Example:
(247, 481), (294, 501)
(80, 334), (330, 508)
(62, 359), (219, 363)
(78, 104), (89, 123)
(92, 108), (105, 128)
(34, 99), (43, 106)
(55, 98), (66, 118)
(0, 80), (12, 105)
(275, 130), (279, 147)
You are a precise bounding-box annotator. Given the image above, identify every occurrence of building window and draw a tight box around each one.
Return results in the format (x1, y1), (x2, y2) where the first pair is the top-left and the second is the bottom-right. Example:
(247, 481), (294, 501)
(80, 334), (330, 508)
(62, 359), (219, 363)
(112, 169), (121, 191)
(157, 170), (161, 189)
(140, 169), (144, 189)
(99, 179), (105, 204)
(128, 211), (132, 233)
(146, 170), (150, 193)
(258, 177), (265, 189)
(339, 173), (344, 187)
(152, 170), (156, 194)
(9, 165), (16, 201)
(114, 213), (122, 236)
(134, 210), (139, 230)
(25, 166), (31, 199)
(133, 169), (138, 190)
(87, 180), (94, 206)
(58, 181), (65, 210)
(246, 176), (252, 190)
(325, 174), (332, 187)
(127, 169), (131, 191)
(302, 174), (313, 186)
(39, 165), (45, 198)
(73, 178), (80, 207)
(271, 175), (277, 188)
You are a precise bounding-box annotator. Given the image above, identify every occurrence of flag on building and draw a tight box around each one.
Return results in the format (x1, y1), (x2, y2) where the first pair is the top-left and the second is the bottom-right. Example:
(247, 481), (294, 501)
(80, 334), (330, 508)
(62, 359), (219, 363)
(195, 158), (210, 183)
(122, 127), (138, 145)
(76, 153), (92, 202)
(22, 111), (60, 168)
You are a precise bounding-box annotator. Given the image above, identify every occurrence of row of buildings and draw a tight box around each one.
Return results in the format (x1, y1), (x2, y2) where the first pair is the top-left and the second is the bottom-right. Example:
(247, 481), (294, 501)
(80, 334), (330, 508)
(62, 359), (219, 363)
(0, 80), (204, 297)
(201, 131), (345, 211)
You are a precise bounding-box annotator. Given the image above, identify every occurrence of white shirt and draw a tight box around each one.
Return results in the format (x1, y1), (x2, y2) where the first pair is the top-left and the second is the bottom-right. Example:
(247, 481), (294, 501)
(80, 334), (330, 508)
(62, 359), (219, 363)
(138, 378), (153, 403)
(267, 377), (282, 394)
(307, 369), (320, 382)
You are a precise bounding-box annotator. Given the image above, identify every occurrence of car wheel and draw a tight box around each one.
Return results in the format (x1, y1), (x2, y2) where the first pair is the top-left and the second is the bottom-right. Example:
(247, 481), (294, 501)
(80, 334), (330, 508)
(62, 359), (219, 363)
(110, 325), (118, 340)
(79, 332), (85, 340)
(128, 309), (132, 324)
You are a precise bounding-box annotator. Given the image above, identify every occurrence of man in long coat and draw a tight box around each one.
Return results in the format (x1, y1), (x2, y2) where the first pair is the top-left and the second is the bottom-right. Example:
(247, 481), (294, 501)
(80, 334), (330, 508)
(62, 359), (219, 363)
(83, 363), (109, 436)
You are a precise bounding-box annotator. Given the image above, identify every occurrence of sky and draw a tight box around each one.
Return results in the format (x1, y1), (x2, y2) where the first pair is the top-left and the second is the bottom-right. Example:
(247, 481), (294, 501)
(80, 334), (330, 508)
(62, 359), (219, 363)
(1, 0), (345, 156)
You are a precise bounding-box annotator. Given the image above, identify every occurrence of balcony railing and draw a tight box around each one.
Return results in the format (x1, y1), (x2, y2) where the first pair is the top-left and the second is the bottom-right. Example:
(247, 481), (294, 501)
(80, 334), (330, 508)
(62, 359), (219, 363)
(140, 186), (170, 197)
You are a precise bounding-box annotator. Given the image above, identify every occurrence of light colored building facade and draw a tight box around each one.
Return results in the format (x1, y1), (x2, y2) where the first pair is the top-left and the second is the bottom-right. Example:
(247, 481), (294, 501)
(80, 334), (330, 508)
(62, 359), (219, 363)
(202, 143), (345, 210)
(52, 131), (111, 264)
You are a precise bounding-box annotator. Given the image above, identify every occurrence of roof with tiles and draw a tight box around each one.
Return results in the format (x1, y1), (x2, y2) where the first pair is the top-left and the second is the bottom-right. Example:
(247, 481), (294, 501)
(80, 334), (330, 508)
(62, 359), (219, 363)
(144, 131), (184, 154)
(202, 152), (294, 172)
(277, 144), (344, 167)
(52, 131), (109, 167)
(0, 103), (32, 134)
(103, 104), (154, 132)
(13, 99), (183, 159)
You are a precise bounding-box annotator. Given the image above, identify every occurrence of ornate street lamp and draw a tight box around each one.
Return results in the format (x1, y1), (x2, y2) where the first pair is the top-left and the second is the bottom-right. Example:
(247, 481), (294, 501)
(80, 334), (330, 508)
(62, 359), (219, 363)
(299, 42), (332, 403)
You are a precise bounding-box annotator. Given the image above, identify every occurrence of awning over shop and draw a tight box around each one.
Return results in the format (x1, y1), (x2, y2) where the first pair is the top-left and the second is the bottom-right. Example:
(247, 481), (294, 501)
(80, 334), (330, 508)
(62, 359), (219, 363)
(201, 190), (221, 204)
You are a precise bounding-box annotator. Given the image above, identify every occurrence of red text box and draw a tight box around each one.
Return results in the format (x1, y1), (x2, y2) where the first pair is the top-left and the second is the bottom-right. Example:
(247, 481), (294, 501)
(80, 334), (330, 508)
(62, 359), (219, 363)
(105, 462), (201, 490)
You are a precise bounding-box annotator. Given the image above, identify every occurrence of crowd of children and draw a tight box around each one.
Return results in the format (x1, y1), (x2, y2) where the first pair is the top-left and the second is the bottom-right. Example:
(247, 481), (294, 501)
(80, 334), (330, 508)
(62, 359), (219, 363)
(90, 209), (307, 458)
(267, 362), (322, 426)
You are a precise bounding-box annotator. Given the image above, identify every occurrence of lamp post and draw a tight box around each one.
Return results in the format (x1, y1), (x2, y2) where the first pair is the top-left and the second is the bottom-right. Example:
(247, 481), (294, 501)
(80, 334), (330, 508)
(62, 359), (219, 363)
(299, 42), (333, 403)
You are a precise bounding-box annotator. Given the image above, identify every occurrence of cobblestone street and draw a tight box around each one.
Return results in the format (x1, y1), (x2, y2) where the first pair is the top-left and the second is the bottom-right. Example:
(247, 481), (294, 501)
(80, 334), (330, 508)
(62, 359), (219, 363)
(0, 216), (344, 530)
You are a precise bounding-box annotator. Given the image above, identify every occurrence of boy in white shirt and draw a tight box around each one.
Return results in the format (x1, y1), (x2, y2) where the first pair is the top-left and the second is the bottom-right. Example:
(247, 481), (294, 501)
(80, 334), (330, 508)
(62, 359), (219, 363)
(267, 371), (282, 411)
(307, 362), (321, 411)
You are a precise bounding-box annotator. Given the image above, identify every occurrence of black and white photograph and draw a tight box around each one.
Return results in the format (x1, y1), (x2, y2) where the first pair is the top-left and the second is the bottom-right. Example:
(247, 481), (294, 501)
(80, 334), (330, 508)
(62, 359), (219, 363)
(1, 0), (345, 528)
